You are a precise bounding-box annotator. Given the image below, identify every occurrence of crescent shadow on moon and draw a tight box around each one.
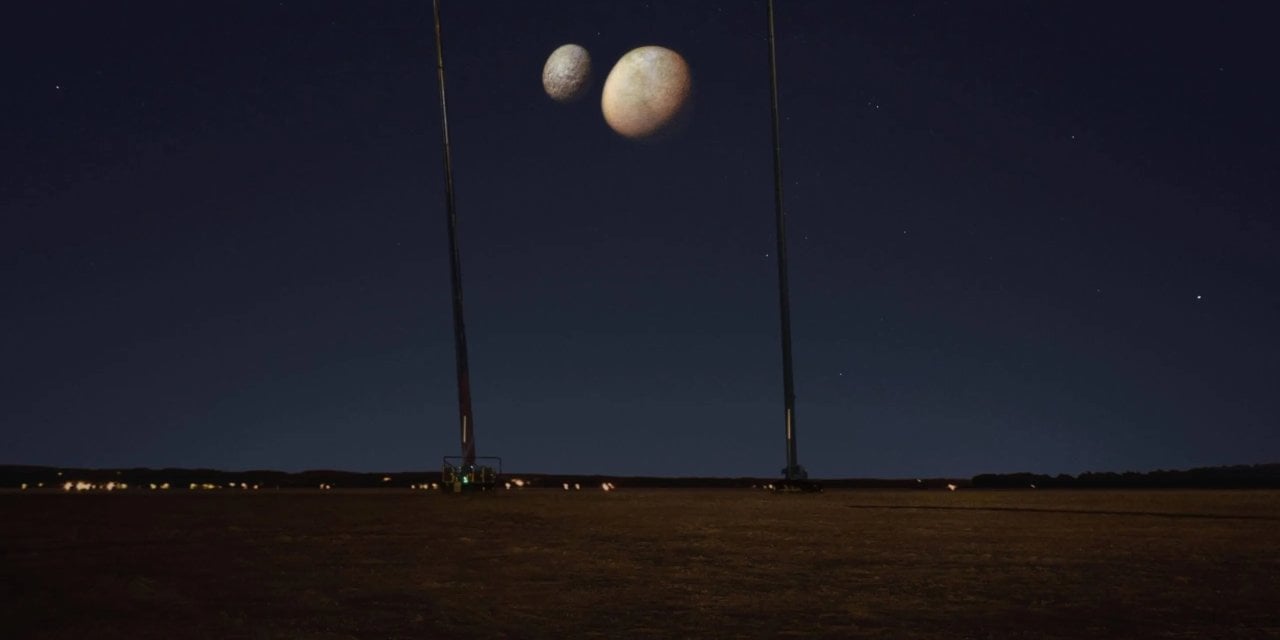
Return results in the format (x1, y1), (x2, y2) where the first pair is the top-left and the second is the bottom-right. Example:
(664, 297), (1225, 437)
(610, 80), (695, 144)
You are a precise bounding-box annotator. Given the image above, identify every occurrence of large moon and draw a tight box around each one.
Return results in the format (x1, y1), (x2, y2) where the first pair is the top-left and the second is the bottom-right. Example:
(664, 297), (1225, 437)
(601, 46), (691, 139)
(542, 44), (592, 103)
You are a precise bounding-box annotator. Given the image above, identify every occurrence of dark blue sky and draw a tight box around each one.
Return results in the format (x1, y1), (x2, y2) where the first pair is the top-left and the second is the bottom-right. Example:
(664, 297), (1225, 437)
(4, 1), (1277, 477)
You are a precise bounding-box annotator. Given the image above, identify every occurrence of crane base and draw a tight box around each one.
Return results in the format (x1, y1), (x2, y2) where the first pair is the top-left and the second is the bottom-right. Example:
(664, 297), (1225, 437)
(442, 456), (502, 492)
(772, 479), (823, 493)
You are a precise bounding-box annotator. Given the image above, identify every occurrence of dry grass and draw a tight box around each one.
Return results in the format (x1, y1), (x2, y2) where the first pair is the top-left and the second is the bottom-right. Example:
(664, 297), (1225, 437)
(3, 489), (1278, 639)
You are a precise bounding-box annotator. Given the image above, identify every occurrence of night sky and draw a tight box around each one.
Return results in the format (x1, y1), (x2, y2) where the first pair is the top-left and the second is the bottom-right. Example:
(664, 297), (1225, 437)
(5, 1), (1277, 477)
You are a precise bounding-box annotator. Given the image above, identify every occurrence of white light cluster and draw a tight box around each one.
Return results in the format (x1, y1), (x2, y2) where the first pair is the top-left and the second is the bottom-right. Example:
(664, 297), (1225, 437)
(42, 477), (273, 492)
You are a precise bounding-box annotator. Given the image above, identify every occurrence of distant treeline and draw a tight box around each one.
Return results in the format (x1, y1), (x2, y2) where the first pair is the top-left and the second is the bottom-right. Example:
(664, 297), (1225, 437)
(972, 464), (1280, 489)
(2, 463), (1277, 490)
(0, 466), (962, 490)
(0, 466), (446, 490)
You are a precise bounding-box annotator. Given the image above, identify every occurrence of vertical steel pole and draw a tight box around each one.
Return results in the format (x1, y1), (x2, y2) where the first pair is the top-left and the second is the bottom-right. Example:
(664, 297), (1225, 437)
(766, 0), (799, 481)
(432, 0), (477, 466)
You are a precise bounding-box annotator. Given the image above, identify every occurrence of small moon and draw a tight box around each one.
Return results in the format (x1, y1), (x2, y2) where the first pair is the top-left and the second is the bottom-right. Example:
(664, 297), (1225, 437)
(601, 46), (691, 139)
(542, 44), (592, 103)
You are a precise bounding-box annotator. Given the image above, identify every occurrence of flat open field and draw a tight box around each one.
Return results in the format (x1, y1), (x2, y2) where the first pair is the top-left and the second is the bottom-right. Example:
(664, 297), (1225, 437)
(3, 489), (1278, 639)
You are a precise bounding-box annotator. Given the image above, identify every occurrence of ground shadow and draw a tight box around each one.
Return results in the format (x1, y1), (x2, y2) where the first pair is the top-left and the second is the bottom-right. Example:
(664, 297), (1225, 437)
(844, 504), (1280, 521)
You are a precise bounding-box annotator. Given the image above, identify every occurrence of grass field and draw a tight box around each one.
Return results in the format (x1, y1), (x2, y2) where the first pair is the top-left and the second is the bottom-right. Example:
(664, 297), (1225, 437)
(3, 489), (1278, 639)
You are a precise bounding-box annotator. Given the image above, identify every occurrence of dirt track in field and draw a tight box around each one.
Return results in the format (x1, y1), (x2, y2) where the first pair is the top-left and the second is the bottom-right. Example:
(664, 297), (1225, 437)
(3, 489), (1278, 639)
